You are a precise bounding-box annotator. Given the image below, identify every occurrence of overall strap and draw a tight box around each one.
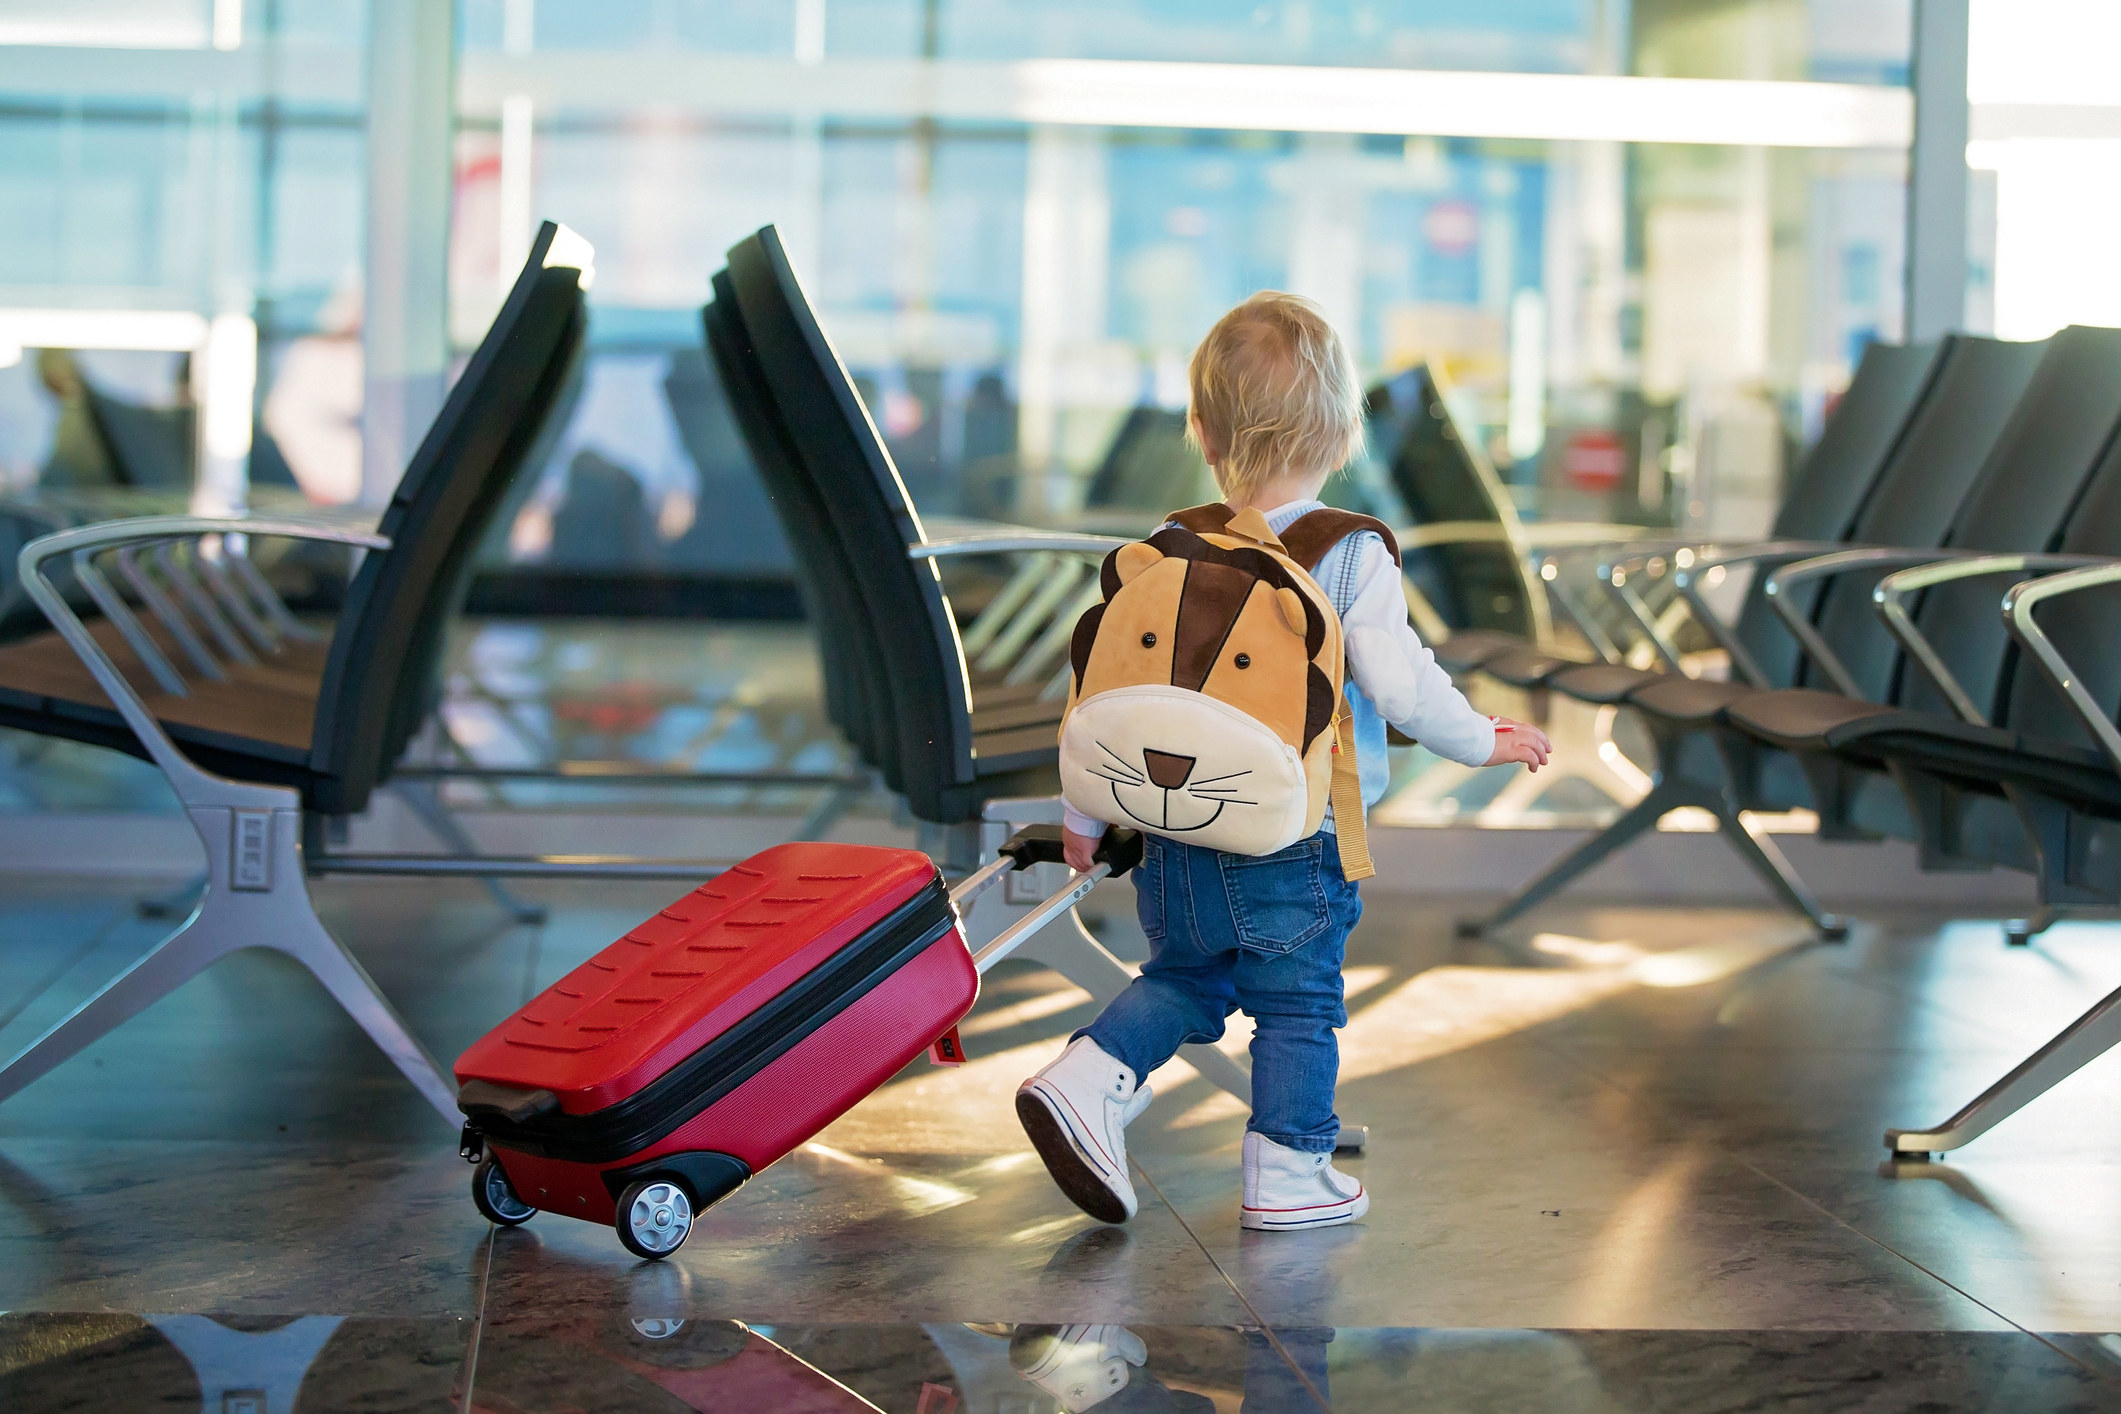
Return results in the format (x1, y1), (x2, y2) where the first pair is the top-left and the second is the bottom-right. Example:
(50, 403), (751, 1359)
(1278, 509), (1401, 571)
(1165, 502), (1235, 537)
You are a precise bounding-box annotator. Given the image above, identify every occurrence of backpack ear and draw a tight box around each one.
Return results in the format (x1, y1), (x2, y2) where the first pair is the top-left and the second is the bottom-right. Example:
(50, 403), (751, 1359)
(1274, 586), (1308, 636)
(1114, 542), (1163, 585)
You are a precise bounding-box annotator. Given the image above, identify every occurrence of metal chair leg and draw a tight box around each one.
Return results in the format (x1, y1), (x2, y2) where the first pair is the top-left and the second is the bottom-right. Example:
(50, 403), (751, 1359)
(0, 805), (458, 1123)
(1886, 977), (2121, 1157)
(387, 780), (548, 925)
(1462, 778), (1693, 936)
(1712, 806), (1848, 939)
(0, 901), (225, 1105)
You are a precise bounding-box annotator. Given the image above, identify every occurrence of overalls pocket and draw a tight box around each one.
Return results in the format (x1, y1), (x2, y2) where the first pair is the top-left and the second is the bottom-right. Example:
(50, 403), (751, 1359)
(1219, 836), (1329, 955)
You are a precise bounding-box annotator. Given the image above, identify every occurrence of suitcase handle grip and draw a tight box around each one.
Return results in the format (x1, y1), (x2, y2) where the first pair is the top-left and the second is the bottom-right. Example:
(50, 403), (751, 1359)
(997, 824), (1143, 879)
(457, 1078), (561, 1125)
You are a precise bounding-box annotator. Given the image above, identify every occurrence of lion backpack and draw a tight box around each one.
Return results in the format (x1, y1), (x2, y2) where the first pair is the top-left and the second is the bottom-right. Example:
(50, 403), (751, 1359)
(1058, 503), (1400, 881)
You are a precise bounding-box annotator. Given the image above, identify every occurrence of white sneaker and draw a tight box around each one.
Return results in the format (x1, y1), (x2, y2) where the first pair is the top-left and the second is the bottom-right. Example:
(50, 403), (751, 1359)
(1009, 1323), (1148, 1412)
(1240, 1130), (1368, 1231)
(1016, 1036), (1153, 1224)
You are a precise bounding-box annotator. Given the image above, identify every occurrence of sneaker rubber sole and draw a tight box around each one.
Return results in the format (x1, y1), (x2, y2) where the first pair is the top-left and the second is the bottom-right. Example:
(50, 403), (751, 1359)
(1016, 1086), (1132, 1225)
(1240, 1189), (1369, 1232)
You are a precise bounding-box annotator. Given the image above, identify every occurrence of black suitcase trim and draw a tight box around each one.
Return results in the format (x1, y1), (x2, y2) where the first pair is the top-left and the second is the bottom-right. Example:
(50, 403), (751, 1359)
(462, 875), (955, 1165)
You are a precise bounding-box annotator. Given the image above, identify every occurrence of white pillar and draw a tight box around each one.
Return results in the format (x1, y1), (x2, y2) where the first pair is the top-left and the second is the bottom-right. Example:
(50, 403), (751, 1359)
(1285, 133), (1364, 351)
(1906, 0), (1970, 340)
(1017, 125), (1109, 512)
(362, 0), (457, 507)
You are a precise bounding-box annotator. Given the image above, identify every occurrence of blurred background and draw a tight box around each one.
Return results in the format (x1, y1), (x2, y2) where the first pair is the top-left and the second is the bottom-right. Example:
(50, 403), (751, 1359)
(0, 0), (2112, 825)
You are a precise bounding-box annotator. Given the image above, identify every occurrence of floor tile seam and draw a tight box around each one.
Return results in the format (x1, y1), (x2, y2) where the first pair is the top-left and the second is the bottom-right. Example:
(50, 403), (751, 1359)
(1521, 1028), (2121, 1389)
(1129, 1159), (1335, 1414)
(459, 1226), (495, 1412)
(1724, 1149), (2121, 1389)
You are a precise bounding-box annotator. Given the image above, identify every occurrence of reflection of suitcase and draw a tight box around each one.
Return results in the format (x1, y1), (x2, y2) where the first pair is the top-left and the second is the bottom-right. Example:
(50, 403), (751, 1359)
(455, 842), (975, 1258)
(455, 829), (1137, 1258)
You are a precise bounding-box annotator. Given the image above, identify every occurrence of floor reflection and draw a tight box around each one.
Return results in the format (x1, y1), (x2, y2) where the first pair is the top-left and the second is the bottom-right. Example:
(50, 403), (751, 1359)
(0, 1313), (471, 1412)
(6, 1313), (2111, 1412)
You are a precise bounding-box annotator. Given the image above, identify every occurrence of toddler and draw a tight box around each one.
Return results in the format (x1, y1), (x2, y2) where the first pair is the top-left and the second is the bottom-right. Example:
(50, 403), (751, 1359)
(1016, 292), (1551, 1231)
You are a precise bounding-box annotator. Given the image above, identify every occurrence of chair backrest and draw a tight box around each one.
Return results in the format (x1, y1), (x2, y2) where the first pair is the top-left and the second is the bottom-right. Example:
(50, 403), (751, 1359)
(83, 389), (194, 491)
(2002, 424), (2121, 746)
(701, 277), (896, 786)
(1723, 337), (1954, 687)
(1908, 325), (2121, 724)
(1799, 334), (2048, 696)
(1368, 364), (1540, 636)
(723, 225), (978, 821)
(1084, 406), (1215, 512)
(1770, 339), (1948, 541)
(307, 222), (589, 813)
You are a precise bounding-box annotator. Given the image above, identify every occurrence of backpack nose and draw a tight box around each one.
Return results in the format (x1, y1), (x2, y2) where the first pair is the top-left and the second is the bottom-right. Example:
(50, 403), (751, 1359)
(1143, 749), (1196, 790)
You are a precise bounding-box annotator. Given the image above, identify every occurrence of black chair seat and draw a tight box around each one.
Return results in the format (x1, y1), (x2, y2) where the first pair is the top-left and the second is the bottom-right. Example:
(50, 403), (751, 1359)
(970, 722), (1069, 772)
(1721, 687), (1899, 754)
(1547, 662), (1661, 704)
(1862, 720), (2121, 815)
(1432, 629), (1523, 674)
(1481, 643), (1593, 689)
(971, 696), (1067, 734)
(1627, 675), (1754, 725)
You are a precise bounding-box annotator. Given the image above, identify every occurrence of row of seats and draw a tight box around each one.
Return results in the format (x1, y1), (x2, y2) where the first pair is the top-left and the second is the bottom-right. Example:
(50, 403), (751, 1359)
(0, 224), (596, 1119)
(1433, 324), (2121, 1156)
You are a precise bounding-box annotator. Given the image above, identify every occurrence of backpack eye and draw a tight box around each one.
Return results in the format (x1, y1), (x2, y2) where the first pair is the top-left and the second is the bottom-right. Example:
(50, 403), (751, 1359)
(1140, 632), (1157, 648)
(1234, 653), (1251, 669)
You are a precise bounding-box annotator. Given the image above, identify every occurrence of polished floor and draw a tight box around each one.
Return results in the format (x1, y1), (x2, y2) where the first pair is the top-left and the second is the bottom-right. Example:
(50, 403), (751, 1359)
(2, 862), (2121, 1410)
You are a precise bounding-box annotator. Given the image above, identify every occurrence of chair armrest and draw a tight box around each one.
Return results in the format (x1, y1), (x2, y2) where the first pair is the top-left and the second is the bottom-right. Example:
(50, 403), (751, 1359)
(1875, 554), (2114, 725)
(1759, 548), (1969, 699)
(1397, 520), (1511, 550)
(19, 515), (389, 807)
(909, 530), (1130, 560)
(1609, 537), (1850, 580)
(2003, 561), (2121, 780)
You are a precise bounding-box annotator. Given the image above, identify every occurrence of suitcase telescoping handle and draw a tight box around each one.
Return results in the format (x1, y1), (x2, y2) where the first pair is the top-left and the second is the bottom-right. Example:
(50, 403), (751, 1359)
(949, 825), (1143, 978)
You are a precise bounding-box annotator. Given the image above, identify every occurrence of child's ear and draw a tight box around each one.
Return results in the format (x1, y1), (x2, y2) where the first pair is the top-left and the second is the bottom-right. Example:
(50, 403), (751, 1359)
(1274, 586), (1308, 636)
(1114, 542), (1163, 585)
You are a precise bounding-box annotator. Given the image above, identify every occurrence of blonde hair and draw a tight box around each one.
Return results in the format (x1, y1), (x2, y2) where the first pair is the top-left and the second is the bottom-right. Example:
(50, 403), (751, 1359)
(1187, 291), (1363, 502)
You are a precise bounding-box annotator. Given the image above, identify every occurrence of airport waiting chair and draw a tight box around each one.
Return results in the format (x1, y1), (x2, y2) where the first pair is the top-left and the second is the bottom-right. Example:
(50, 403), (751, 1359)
(703, 274), (899, 790)
(721, 228), (1080, 826)
(707, 225), (1262, 1118)
(1854, 546), (2121, 1157)
(0, 226), (619, 1122)
(1368, 364), (1548, 663)
(1466, 332), (2060, 936)
(1469, 336), (1955, 693)
(1725, 416), (2121, 1160)
(1719, 327), (2121, 932)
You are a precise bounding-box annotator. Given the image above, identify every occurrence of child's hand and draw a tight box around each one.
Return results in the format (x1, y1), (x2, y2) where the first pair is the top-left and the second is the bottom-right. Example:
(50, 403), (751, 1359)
(1063, 826), (1104, 872)
(1485, 716), (1552, 772)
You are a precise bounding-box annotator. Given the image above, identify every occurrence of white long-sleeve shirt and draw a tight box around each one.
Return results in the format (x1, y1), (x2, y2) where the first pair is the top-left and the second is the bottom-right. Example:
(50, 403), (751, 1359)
(1062, 501), (1496, 839)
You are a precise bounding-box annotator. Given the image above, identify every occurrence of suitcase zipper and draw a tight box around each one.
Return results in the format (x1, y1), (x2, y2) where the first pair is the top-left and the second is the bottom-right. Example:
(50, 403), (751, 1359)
(466, 876), (956, 1164)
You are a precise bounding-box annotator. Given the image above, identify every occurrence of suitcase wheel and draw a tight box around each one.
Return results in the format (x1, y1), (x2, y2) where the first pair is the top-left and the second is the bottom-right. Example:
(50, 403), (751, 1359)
(615, 1177), (695, 1260)
(472, 1154), (536, 1227)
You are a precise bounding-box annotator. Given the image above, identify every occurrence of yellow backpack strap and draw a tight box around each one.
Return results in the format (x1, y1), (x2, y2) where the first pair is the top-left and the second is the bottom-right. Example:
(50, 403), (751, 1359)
(1329, 704), (1375, 882)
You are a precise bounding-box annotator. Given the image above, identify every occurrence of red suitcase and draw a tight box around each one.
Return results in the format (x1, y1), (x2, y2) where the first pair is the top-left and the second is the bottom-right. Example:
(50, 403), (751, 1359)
(453, 841), (977, 1258)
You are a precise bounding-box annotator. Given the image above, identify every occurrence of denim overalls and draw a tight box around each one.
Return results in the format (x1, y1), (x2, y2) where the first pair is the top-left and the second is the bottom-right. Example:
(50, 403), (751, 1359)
(1082, 505), (1376, 1153)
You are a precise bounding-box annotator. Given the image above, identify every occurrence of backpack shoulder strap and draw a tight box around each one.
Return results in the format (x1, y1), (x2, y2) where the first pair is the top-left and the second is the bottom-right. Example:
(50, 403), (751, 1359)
(1164, 502), (1235, 536)
(1278, 510), (1401, 571)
